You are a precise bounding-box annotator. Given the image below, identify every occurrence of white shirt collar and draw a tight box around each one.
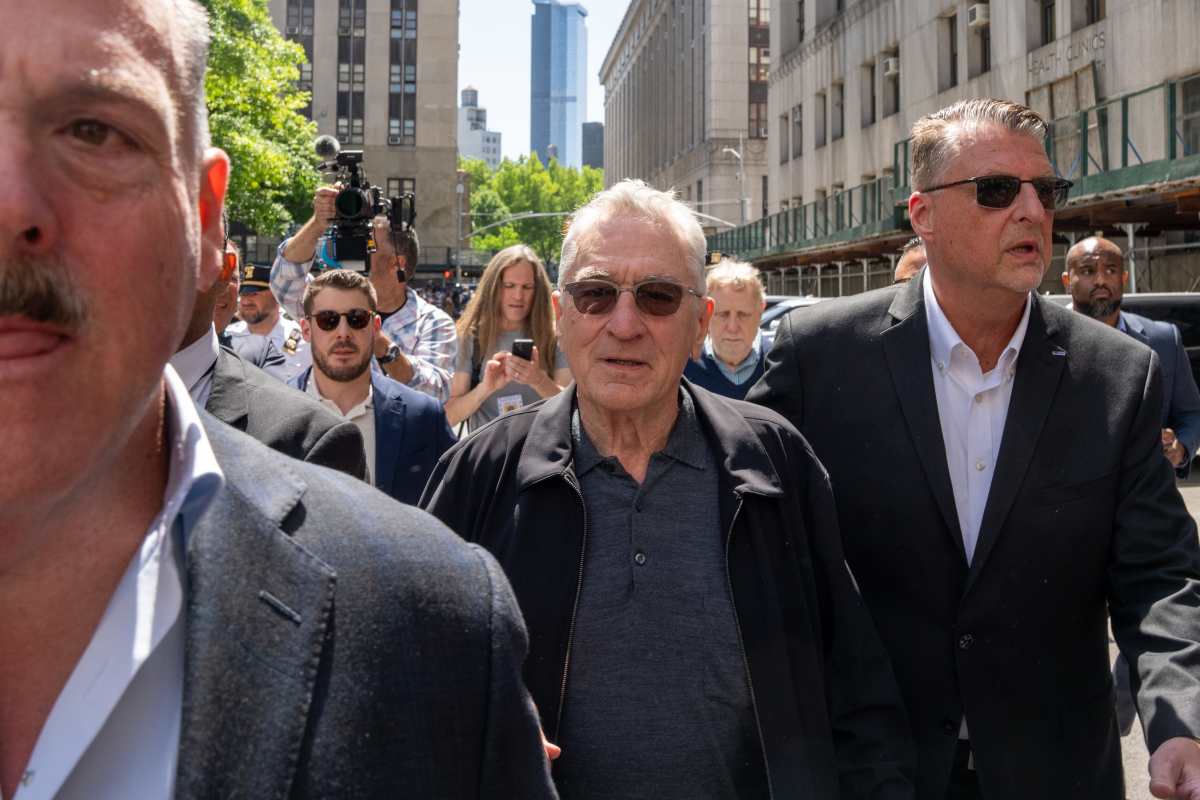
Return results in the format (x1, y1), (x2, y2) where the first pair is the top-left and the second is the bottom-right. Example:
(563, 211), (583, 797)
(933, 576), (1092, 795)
(168, 325), (220, 396)
(15, 366), (223, 800)
(924, 272), (1031, 375)
(306, 372), (374, 421)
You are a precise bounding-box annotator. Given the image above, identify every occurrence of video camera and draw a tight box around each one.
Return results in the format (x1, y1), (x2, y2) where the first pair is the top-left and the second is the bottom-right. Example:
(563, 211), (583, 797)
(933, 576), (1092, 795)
(314, 135), (417, 273)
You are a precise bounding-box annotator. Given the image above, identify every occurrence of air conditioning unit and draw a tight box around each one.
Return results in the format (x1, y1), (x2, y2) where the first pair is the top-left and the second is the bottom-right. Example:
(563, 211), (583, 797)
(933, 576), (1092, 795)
(337, 24), (350, 34)
(967, 3), (990, 29)
(883, 57), (900, 78)
(388, 135), (403, 145)
(285, 25), (299, 34)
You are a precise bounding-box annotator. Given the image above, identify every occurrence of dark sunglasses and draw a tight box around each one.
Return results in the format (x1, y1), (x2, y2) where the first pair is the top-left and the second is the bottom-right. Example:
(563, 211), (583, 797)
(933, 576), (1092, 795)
(308, 308), (374, 331)
(563, 279), (704, 317)
(921, 174), (1073, 210)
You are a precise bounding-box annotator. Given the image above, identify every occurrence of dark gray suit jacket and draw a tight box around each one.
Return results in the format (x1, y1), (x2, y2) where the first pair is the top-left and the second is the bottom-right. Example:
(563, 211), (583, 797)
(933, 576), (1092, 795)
(174, 417), (557, 799)
(207, 347), (368, 480)
(1122, 311), (1200, 477)
(748, 273), (1200, 799)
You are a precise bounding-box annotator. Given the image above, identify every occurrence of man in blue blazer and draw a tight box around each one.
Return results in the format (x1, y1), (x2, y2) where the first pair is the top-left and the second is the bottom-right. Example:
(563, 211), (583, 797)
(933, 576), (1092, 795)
(1063, 236), (1200, 477)
(289, 269), (456, 505)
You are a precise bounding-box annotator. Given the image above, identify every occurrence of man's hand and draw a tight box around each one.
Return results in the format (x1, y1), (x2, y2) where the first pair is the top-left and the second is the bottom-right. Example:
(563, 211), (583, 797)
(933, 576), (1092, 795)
(1149, 737), (1200, 798)
(1163, 428), (1188, 467)
(281, 185), (340, 264)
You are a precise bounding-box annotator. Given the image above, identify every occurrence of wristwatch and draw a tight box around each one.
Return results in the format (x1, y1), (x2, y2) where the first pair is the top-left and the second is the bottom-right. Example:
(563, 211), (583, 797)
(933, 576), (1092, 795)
(377, 343), (402, 365)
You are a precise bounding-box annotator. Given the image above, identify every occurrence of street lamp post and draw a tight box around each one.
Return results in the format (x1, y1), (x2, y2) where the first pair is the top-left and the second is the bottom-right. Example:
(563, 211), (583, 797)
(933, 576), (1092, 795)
(721, 133), (747, 226)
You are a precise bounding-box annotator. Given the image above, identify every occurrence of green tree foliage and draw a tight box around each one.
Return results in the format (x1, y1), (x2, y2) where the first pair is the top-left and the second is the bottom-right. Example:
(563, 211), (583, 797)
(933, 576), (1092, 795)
(461, 154), (604, 265)
(200, 0), (318, 236)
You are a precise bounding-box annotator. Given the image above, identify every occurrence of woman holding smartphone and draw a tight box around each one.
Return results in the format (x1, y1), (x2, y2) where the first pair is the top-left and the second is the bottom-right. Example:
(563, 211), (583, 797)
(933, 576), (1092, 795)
(446, 245), (571, 432)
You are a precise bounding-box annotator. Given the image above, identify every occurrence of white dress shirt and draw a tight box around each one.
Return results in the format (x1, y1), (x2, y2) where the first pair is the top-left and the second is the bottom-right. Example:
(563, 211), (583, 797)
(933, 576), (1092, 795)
(11, 366), (224, 800)
(225, 314), (310, 380)
(168, 324), (220, 407)
(924, 275), (1031, 565)
(306, 375), (376, 486)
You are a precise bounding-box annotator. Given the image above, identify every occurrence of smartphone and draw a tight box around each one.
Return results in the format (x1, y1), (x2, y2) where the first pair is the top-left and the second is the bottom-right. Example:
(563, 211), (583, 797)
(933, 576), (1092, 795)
(511, 339), (534, 361)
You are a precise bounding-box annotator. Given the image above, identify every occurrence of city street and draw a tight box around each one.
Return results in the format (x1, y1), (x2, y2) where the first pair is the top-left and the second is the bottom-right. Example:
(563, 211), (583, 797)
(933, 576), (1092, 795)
(1118, 481), (1200, 800)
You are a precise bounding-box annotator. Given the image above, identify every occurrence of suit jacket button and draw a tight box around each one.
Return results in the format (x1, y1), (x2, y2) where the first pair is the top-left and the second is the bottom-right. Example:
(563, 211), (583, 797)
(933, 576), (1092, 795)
(943, 719), (957, 735)
(958, 634), (975, 650)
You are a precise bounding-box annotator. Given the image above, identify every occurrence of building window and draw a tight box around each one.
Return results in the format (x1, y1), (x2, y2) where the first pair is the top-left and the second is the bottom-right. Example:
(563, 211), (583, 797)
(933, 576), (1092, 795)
(1181, 75), (1200, 157)
(387, 178), (416, 198)
(761, 175), (769, 218)
(749, 0), (770, 26)
(797, 0), (805, 40)
(792, 104), (803, 157)
(836, 0), (844, 11)
(1040, 0), (1056, 45)
(779, 113), (790, 163)
(861, 63), (876, 127)
(815, 90), (827, 148)
(388, 0), (418, 145)
(831, 83), (844, 141)
(286, 0), (314, 34)
(749, 46), (770, 82)
(940, 14), (958, 91)
(697, 179), (704, 209)
(969, 18), (991, 79)
(882, 48), (900, 117)
(749, 101), (768, 139)
(1086, 0), (1105, 24)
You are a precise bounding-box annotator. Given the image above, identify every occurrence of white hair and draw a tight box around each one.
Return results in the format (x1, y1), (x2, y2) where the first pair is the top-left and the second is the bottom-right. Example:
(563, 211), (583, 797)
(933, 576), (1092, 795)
(558, 179), (706, 291)
(705, 259), (763, 303)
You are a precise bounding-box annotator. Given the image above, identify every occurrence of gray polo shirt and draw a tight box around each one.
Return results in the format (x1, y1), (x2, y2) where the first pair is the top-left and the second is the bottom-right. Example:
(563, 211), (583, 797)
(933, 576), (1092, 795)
(553, 390), (767, 799)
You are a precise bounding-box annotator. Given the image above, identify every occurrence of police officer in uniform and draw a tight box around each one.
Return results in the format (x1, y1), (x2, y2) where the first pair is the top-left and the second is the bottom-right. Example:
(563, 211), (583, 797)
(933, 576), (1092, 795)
(225, 262), (310, 381)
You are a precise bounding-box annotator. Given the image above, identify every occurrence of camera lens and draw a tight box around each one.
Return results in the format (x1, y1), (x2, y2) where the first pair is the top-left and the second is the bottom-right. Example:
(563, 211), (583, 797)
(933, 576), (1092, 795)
(335, 188), (372, 219)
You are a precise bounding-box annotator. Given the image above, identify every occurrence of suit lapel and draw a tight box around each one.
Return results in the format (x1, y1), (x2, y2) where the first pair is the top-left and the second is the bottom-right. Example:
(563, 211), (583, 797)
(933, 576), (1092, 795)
(204, 349), (250, 430)
(175, 418), (335, 799)
(964, 300), (1066, 596)
(881, 274), (966, 561)
(372, 374), (406, 493)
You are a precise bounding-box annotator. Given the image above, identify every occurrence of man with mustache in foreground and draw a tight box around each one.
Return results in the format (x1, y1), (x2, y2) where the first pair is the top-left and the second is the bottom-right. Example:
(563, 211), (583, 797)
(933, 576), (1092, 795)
(749, 99), (1200, 799)
(0, 1), (555, 796)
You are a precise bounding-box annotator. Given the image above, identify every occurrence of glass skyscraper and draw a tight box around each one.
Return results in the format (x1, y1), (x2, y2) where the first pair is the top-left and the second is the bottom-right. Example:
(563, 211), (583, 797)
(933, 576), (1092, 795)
(531, 0), (587, 169)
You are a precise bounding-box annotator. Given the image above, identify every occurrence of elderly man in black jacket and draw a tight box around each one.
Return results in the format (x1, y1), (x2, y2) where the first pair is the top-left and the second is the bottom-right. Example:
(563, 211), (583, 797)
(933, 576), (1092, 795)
(421, 179), (914, 799)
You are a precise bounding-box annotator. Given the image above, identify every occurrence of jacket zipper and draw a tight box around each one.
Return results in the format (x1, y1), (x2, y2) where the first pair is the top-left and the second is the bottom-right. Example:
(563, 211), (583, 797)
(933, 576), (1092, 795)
(552, 471), (589, 742)
(725, 492), (775, 800)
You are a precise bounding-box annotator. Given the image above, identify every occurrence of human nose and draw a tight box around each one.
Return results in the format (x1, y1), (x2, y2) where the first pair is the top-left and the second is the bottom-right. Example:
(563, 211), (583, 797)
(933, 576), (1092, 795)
(1012, 181), (1048, 224)
(604, 288), (646, 339)
(0, 120), (58, 261)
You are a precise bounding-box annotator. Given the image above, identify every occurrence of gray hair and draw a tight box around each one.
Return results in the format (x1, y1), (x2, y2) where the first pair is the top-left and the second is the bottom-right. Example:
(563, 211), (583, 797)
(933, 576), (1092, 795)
(174, 0), (213, 163)
(559, 179), (706, 291)
(901, 236), (924, 255)
(910, 98), (1047, 191)
(705, 259), (763, 304)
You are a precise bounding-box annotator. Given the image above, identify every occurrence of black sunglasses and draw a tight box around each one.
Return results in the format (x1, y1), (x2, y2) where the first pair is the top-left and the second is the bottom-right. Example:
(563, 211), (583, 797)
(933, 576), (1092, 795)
(563, 279), (704, 317)
(921, 175), (1073, 210)
(308, 308), (374, 331)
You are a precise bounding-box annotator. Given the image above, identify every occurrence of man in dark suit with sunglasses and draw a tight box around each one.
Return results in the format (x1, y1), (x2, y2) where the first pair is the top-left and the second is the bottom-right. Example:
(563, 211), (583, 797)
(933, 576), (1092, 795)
(290, 269), (454, 504)
(748, 98), (1200, 800)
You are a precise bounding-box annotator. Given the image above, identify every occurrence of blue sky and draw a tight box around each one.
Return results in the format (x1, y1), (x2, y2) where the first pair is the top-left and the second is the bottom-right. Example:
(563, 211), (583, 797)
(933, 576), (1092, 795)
(458, 0), (628, 161)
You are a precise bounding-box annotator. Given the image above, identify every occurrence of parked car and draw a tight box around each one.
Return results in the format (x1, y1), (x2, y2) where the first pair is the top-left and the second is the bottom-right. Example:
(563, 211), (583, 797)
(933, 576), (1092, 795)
(760, 295), (823, 350)
(1043, 292), (1200, 391)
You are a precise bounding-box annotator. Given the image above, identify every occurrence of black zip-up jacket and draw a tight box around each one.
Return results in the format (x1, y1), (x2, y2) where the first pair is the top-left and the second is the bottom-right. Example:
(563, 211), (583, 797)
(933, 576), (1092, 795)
(420, 382), (915, 799)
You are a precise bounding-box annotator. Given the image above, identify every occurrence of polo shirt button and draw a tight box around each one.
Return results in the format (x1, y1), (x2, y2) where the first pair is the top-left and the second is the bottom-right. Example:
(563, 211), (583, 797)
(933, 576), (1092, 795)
(634, 551), (647, 566)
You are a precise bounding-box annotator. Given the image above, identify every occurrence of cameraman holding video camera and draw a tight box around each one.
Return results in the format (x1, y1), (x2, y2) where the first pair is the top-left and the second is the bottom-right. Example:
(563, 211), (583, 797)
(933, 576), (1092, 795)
(272, 185), (458, 403)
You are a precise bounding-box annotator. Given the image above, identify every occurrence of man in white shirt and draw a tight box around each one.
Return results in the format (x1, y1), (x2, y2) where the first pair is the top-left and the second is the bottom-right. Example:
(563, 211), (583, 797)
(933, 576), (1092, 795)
(749, 98), (1200, 800)
(0, 2), (555, 798)
(224, 262), (309, 380)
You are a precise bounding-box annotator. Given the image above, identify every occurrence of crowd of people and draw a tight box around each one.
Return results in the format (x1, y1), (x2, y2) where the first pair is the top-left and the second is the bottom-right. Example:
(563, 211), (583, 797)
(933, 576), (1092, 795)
(8, 2), (1200, 800)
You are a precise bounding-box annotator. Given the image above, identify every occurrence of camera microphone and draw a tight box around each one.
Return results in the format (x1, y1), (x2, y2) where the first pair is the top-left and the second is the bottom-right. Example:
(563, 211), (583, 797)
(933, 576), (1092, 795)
(314, 135), (341, 161)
